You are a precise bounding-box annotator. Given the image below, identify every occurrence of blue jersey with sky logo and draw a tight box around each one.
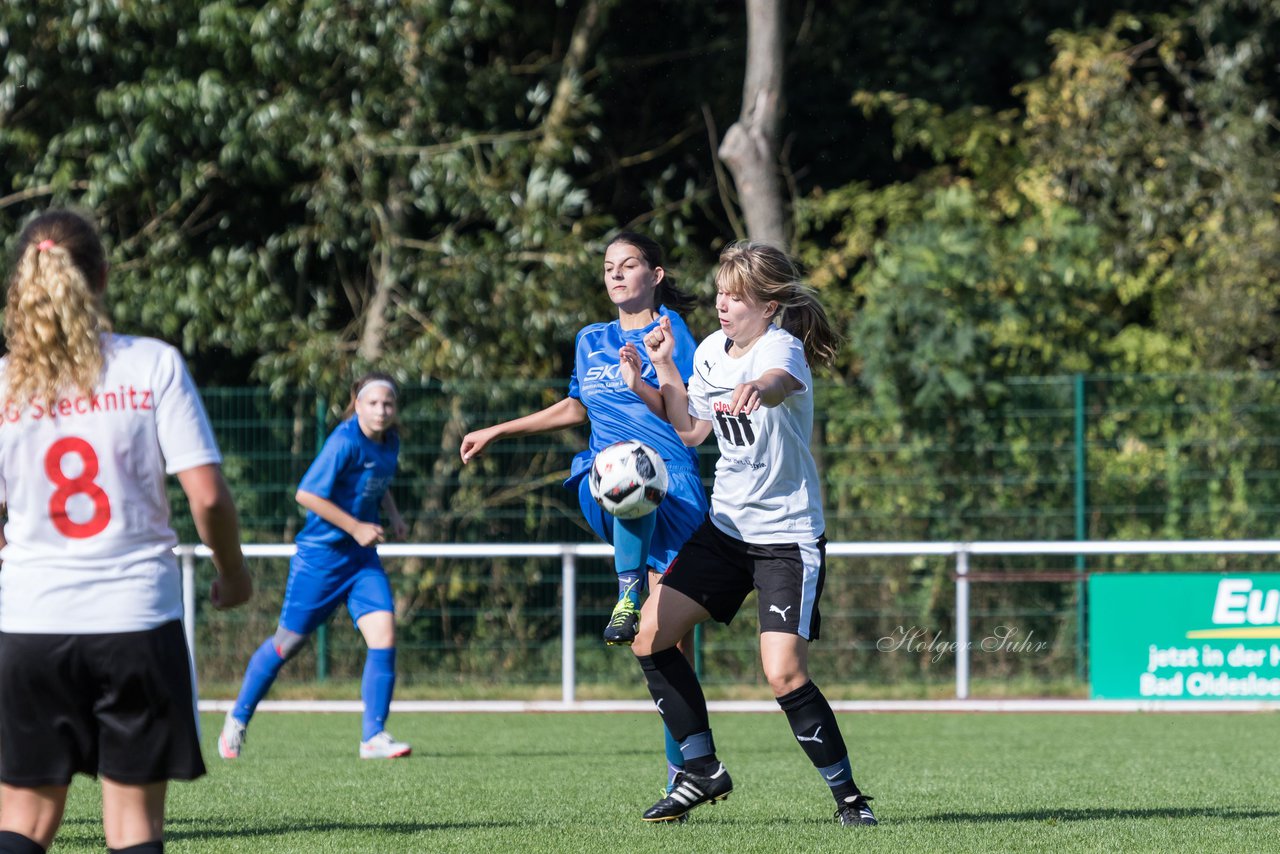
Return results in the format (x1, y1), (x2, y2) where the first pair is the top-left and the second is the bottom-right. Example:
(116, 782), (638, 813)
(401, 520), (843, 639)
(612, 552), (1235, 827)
(567, 305), (700, 483)
(295, 416), (400, 556)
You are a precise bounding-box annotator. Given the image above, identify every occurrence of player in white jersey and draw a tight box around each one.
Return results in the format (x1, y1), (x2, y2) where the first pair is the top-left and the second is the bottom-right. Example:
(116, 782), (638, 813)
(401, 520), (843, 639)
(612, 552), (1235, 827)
(621, 241), (877, 828)
(0, 210), (253, 854)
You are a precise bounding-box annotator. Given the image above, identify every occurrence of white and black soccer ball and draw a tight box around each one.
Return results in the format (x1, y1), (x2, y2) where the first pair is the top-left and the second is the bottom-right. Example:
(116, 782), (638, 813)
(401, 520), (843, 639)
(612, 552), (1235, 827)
(588, 440), (668, 519)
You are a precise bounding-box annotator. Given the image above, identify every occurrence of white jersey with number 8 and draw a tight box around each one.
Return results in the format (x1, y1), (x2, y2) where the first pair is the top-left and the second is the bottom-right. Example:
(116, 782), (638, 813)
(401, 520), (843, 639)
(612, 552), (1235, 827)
(0, 334), (222, 633)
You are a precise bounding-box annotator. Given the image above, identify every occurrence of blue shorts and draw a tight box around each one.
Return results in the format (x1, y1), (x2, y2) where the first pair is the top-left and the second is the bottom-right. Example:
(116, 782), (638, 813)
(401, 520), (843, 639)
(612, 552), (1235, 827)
(278, 549), (394, 635)
(575, 465), (708, 574)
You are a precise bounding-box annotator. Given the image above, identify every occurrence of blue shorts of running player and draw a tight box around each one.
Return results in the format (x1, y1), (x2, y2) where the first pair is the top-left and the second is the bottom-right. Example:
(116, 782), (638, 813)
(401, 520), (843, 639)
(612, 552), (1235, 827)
(660, 518), (828, 640)
(279, 545), (395, 635)
(572, 464), (708, 574)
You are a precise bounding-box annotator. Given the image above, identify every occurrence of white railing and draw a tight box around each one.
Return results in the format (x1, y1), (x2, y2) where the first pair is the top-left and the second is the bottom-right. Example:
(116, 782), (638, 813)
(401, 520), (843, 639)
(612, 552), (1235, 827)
(176, 539), (1280, 701)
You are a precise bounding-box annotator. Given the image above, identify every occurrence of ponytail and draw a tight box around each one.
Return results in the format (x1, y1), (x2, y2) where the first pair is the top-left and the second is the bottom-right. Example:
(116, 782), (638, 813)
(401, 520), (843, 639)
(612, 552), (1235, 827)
(3, 210), (111, 405)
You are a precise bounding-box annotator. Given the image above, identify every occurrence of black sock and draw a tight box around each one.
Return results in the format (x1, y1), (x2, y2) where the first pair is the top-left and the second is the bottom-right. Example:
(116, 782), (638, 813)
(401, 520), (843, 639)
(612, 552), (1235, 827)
(0, 831), (45, 854)
(637, 646), (710, 743)
(777, 680), (849, 768)
(108, 842), (163, 854)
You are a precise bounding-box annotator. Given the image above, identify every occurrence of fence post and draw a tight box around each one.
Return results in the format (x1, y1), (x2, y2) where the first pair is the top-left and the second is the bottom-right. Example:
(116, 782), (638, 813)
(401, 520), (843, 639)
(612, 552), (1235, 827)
(1073, 373), (1087, 683)
(562, 548), (576, 704)
(314, 394), (329, 682)
(181, 547), (197, 659)
(955, 548), (970, 700)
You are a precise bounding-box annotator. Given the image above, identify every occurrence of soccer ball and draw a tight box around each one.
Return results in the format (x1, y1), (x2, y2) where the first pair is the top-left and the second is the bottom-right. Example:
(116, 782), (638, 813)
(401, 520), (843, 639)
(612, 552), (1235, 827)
(589, 440), (668, 519)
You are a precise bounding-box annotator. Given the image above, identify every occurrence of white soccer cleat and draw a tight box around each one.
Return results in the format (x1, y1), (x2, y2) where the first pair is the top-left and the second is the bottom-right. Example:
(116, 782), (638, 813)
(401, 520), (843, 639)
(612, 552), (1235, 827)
(359, 730), (412, 759)
(218, 711), (247, 759)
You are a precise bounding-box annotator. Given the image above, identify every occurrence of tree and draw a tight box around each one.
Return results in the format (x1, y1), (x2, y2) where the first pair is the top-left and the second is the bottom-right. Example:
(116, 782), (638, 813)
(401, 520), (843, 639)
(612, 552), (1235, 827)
(718, 0), (787, 247)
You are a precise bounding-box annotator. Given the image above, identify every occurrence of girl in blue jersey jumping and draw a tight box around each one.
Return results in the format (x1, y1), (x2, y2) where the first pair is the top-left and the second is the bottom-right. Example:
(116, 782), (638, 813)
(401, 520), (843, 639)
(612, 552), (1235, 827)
(220, 372), (410, 760)
(459, 231), (708, 791)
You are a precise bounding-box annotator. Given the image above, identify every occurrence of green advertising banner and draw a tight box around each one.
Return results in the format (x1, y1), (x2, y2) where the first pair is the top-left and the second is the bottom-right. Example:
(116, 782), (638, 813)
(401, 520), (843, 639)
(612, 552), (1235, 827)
(1090, 573), (1280, 699)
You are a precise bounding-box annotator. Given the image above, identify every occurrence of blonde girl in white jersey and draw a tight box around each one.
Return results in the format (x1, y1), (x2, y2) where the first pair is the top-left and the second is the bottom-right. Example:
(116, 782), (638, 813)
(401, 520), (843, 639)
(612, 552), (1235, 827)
(0, 210), (252, 854)
(620, 241), (877, 828)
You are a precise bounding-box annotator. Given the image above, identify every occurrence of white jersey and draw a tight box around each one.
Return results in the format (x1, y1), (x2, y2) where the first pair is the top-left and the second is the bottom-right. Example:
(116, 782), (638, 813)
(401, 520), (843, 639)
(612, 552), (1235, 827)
(0, 334), (221, 633)
(687, 325), (824, 543)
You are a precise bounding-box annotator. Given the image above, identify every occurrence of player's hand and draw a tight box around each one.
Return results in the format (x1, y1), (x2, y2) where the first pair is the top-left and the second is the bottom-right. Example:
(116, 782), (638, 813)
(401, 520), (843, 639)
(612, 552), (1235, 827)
(729, 380), (765, 416)
(643, 315), (675, 364)
(211, 563), (253, 610)
(459, 427), (496, 464)
(389, 516), (409, 541)
(619, 342), (644, 392)
(352, 521), (385, 547)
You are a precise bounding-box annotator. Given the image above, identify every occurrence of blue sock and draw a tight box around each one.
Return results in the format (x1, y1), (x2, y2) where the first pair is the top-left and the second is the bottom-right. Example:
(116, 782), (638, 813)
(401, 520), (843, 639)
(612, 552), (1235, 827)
(233, 639), (288, 724)
(616, 571), (643, 606)
(362, 647), (397, 741)
(664, 723), (684, 788)
(614, 513), (656, 605)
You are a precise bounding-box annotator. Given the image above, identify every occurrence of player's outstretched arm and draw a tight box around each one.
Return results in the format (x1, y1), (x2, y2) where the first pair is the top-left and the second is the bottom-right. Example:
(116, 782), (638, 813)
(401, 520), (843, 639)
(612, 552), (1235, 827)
(459, 396), (588, 463)
(729, 368), (802, 415)
(177, 464), (252, 609)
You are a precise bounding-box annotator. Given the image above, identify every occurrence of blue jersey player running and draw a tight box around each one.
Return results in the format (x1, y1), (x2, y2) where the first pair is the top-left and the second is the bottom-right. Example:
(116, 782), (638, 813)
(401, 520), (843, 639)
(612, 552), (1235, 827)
(220, 372), (411, 760)
(459, 231), (709, 792)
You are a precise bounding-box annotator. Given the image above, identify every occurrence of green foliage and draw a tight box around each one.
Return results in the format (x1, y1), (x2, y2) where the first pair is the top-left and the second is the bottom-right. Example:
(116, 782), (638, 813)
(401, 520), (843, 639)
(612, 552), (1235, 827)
(791, 4), (1280, 551)
(0, 1), (629, 395)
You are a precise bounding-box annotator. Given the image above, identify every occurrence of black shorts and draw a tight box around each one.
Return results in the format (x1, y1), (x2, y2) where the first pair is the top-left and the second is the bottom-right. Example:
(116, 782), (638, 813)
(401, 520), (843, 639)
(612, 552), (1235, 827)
(660, 518), (827, 640)
(0, 620), (205, 787)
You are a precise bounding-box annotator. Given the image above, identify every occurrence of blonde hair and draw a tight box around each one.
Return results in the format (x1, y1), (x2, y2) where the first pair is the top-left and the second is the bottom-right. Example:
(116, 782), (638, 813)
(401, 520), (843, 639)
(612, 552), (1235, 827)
(4, 210), (111, 404)
(715, 241), (842, 366)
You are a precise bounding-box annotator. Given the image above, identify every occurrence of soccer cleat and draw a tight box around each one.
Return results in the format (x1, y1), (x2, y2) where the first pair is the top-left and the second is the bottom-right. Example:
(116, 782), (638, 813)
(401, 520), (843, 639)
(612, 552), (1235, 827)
(642, 763), (733, 821)
(218, 711), (247, 760)
(359, 730), (412, 759)
(834, 794), (877, 827)
(663, 782), (690, 824)
(602, 598), (640, 645)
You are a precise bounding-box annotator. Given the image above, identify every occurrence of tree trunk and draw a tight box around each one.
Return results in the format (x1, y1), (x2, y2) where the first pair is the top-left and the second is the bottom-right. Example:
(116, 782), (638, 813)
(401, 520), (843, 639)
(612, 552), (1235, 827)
(719, 0), (788, 249)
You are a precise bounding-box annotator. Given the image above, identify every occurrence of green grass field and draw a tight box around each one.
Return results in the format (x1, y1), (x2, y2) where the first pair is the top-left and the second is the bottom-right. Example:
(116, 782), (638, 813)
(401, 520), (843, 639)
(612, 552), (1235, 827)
(44, 711), (1280, 853)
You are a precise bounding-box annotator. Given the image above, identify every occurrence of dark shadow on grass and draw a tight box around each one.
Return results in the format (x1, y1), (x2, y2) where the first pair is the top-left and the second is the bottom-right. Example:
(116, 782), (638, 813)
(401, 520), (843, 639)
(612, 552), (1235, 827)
(160, 817), (522, 840)
(919, 807), (1280, 824)
(621, 804), (1280, 829)
(442, 743), (799, 760)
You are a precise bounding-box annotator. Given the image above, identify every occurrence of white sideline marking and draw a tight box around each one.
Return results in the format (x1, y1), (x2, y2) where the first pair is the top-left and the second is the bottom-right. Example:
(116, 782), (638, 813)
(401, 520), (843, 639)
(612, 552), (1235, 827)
(198, 698), (1280, 714)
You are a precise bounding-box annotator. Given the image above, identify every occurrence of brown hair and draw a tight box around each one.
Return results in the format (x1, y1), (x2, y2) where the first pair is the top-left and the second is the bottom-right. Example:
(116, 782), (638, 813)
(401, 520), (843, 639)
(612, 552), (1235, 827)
(3, 210), (112, 404)
(607, 231), (698, 315)
(714, 241), (842, 366)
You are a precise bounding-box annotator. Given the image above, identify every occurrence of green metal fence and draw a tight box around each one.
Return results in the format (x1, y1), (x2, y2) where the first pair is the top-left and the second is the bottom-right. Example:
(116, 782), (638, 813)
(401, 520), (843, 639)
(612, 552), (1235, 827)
(186, 374), (1280, 698)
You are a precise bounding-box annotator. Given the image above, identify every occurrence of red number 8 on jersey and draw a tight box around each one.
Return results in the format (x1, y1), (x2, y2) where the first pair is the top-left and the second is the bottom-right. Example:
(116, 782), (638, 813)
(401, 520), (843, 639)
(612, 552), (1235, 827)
(45, 436), (112, 539)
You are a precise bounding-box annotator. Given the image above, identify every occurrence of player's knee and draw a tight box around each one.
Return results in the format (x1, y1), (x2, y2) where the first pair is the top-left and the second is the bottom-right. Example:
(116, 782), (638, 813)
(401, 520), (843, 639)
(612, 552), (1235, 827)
(763, 665), (808, 698)
(632, 621), (658, 656)
(357, 612), (396, 648)
(272, 628), (310, 661)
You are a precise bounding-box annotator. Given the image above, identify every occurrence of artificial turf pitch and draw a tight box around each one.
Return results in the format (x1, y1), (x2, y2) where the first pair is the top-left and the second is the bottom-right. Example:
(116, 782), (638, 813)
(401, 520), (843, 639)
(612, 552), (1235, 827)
(43, 710), (1279, 853)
